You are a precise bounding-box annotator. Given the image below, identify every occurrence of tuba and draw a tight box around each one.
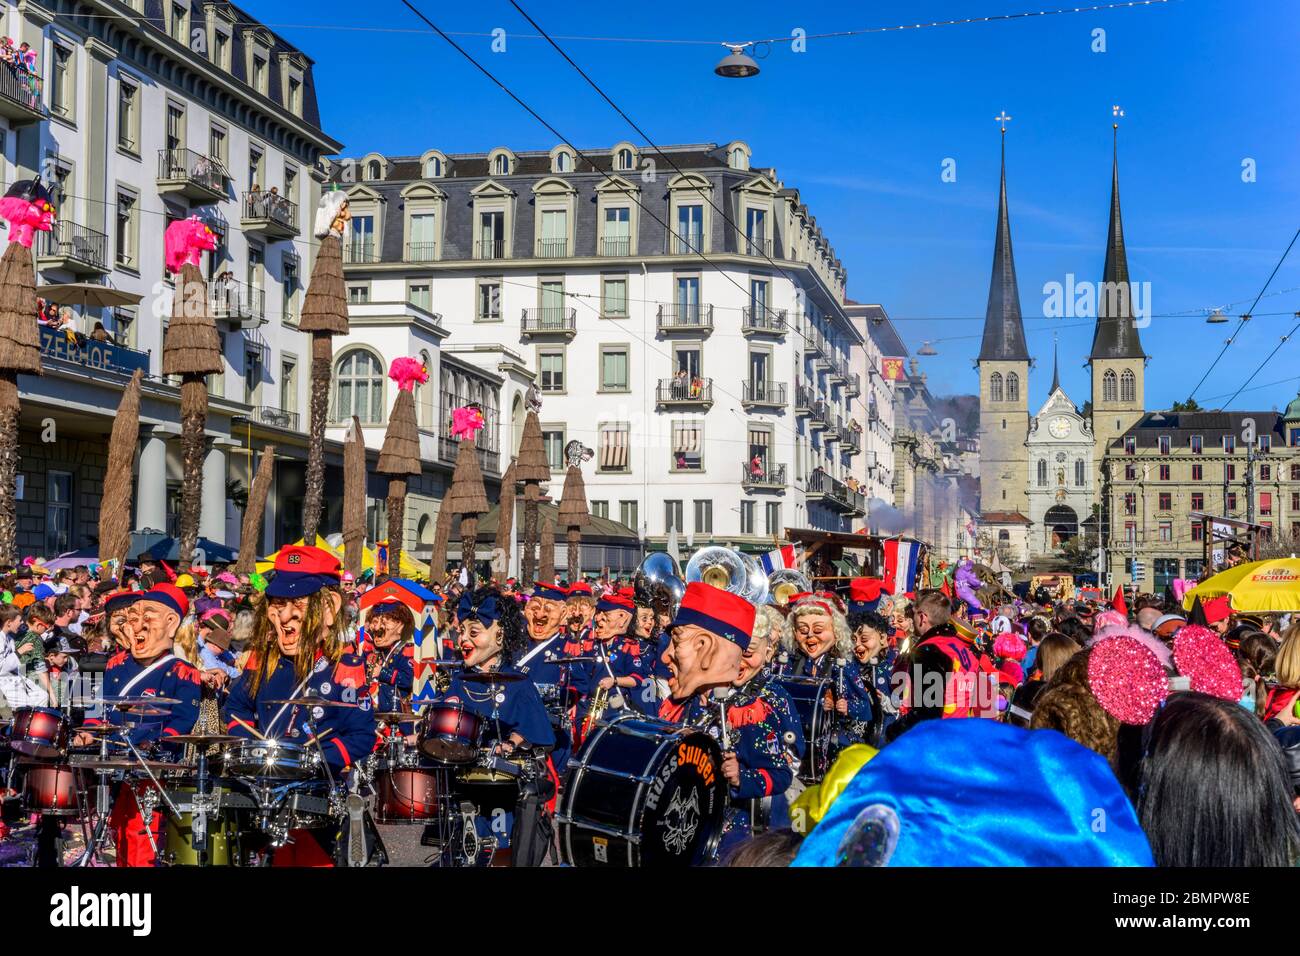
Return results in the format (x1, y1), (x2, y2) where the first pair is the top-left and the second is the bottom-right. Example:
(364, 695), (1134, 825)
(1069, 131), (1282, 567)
(739, 553), (770, 606)
(768, 568), (813, 606)
(685, 546), (748, 594)
(635, 552), (686, 609)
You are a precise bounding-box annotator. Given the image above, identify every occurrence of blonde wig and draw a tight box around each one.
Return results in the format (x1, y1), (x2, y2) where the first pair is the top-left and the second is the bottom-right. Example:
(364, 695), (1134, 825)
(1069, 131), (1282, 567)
(246, 587), (348, 696)
(782, 598), (853, 660)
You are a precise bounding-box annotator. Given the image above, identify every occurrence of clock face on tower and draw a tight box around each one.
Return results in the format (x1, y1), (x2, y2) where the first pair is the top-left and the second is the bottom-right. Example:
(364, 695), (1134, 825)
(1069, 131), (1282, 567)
(1049, 416), (1071, 439)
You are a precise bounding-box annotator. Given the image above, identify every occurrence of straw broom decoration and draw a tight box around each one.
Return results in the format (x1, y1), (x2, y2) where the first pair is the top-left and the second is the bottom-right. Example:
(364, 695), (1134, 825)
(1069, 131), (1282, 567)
(300, 191), (351, 543)
(161, 218), (222, 572)
(558, 453), (591, 586)
(492, 459), (516, 580)
(342, 414), (366, 580)
(515, 411), (550, 585)
(446, 405), (489, 589)
(430, 501), (453, 584)
(0, 180), (54, 566)
(376, 357), (426, 577)
(235, 444), (276, 575)
(539, 518), (556, 584)
(98, 369), (143, 575)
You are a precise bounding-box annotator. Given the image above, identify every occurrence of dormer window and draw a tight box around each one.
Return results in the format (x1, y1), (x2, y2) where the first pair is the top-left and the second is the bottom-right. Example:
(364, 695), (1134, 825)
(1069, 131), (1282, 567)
(367, 160), (382, 180)
(494, 154), (509, 175)
(426, 156), (441, 177)
(553, 151), (572, 173)
(617, 148), (633, 170)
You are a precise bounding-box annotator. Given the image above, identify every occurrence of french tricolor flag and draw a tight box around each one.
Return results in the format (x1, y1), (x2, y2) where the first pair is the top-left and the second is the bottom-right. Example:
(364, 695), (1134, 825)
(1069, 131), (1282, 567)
(759, 544), (802, 575)
(882, 539), (920, 597)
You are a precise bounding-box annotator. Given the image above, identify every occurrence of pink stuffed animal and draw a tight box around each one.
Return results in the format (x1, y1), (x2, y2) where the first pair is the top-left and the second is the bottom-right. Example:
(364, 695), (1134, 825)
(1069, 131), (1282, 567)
(163, 216), (217, 274)
(0, 180), (55, 248)
(388, 356), (429, 393)
(451, 404), (486, 440)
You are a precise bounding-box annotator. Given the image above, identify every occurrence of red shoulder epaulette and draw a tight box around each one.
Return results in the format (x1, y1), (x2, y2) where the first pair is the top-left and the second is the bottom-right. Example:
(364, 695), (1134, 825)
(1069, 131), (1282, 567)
(172, 660), (202, 685)
(107, 650), (129, 668)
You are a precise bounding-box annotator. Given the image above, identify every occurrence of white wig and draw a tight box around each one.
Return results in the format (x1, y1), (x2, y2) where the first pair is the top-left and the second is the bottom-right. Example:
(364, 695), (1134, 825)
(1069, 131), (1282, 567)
(781, 597), (853, 660)
(314, 190), (350, 240)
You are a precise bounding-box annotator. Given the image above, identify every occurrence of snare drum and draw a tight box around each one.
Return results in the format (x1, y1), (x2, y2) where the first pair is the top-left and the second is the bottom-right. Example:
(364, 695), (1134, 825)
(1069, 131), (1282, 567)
(162, 787), (240, 866)
(10, 707), (70, 760)
(21, 763), (83, 815)
(558, 713), (726, 867)
(222, 739), (321, 780)
(418, 702), (481, 764)
(773, 675), (837, 782)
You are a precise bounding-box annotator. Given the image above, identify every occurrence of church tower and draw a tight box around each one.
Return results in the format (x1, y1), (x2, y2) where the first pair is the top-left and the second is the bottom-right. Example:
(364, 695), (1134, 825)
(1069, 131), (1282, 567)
(1089, 124), (1147, 472)
(977, 128), (1031, 516)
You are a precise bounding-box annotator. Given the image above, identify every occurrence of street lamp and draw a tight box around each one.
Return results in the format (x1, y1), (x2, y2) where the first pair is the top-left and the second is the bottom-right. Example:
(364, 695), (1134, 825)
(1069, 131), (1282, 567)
(1206, 309), (1228, 324)
(917, 341), (938, 356)
(714, 43), (760, 78)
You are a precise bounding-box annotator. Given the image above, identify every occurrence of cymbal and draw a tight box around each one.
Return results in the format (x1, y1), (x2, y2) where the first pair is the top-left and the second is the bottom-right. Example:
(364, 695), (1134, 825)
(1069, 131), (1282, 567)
(69, 757), (191, 773)
(264, 696), (361, 709)
(460, 671), (524, 684)
(116, 705), (173, 717)
(374, 712), (418, 722)
(166, 734), (240, 747)
(102, 696), (182, 707)
(549, 656), (595, 664)
(73, 724), (123, 736)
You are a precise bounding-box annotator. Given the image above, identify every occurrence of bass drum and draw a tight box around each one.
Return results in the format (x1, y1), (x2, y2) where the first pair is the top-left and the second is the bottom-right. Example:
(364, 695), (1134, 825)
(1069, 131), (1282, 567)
(558, 714), (725, 867)
(773, 675), (837, 783)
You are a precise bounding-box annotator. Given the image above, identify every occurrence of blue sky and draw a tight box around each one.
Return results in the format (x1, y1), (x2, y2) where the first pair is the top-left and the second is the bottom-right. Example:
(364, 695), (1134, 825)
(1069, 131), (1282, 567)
(258, 0), (1299, 413)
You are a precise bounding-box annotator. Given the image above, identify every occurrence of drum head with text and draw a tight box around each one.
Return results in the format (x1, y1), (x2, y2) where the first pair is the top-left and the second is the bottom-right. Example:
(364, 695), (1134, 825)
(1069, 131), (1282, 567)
(639, 730), (725, 866)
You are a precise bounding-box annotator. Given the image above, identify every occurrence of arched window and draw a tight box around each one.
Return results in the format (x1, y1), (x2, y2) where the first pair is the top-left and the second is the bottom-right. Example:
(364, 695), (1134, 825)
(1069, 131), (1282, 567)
(425, 157), (441, 177)
(989, 372), (1003, 403)
(553, 151), (571, 173)
(416, 350), (433, 428)
(616, 148), (633, 171)
(494, 154), (509, 175)
(366, 160), (381, 180)
(333, 349), (384, 425)
(1102, 369), (1118, 403)
(1120, 369), (1136, 403)
(1006, 372), (1020, 402)
(1037, 459), (1047, 486)
(1075, 459), (1085, 486)
(417, 514), (433, 546)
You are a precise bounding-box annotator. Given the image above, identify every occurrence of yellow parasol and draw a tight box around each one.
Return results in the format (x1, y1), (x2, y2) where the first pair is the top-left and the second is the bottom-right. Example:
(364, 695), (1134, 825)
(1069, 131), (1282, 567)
(1181, 558), (1300, 613)
(257, 535), (430, 579)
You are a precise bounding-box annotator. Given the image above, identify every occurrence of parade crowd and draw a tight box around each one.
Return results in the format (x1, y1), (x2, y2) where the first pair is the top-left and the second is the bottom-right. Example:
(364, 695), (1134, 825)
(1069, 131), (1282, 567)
(1, 539), (1297, 868)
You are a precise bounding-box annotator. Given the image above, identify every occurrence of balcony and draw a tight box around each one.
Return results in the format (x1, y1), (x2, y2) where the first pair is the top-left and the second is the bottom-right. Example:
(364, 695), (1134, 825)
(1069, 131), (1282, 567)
(840, 427), (862, 456)
(656, 377), (713, 408)
(802, 324), (824, 357)
(38, 324), (150, 377)
(744, 236), (773, 258)
(742, 306), (787, 337)
(536, 238), (569, 258)
(0, 67), (45, 124)
(249, 405), (301, 432)
(521, 307), (576, 337)
(405, 241), (438, 262)
(845, 373), (861, 397)
(600, 236), (631, 257)
(438, 435), (501, 475)
(827, 356), (848, 383)
(36, 220), (109, 276)
(670, 232), (704, 255)
(806, 470), (855, 513)
(240, 191), (298, 240)
(343, 239), (380, 264)
(475, 239), (505, 260)
(794, 384), (818, 415)
(209, 279), (266, 331)
(657, 303), (714, 334)
(156, 148), (226, 203)
(823, 412), (843, 442)
(742, 380), (787, 408)
(742, 462), (787, 490)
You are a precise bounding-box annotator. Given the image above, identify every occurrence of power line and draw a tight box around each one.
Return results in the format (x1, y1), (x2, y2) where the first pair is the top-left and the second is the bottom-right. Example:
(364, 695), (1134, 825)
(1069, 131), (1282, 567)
(1186, 223), (1300, 400)
(1219, 312), (1300, 409)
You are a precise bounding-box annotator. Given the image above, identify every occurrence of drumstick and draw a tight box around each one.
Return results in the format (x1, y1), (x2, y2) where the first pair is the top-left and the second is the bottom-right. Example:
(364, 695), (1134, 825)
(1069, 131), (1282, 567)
(229, 715), (266, 740)
(303, 729), (335, 747)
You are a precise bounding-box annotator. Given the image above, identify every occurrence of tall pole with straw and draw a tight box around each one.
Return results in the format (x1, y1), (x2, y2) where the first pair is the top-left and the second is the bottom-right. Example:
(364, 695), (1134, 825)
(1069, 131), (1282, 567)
(515, 410), (550, 584)
(376, 357), (426, 578)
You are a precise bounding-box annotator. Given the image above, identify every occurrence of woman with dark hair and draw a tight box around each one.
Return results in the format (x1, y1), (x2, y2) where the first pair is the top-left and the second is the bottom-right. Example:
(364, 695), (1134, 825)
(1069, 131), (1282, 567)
(1237, 631), (1276, 718)
(1138, 692), (1300, 867)
(722, 828), (802, 867)
(848, 609), (896, 745)
(362, 600), (416, 713)
(1032, 632), (1080, 684)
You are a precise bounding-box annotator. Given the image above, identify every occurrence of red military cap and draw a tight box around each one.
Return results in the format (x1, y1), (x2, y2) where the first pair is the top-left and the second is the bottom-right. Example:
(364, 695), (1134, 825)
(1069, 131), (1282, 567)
(265, 545), (341, 598)
(670, 581), (755, 650)
(849, 577), (885, 603)
(566, 581), (593, 598)
(532, 582), (568, 602)
(596, 591), (635, 614)
(139, 582), (189, 619)
(1201, 594), (1233, 625)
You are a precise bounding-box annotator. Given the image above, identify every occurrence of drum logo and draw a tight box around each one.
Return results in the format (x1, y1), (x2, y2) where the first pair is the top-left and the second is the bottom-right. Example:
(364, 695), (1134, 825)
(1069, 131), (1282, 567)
(662, 786), (700, 854)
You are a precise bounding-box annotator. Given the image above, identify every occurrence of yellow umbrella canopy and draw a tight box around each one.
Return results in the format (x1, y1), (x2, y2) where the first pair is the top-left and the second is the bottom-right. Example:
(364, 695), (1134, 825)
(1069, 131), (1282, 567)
(1182, 558), (1300, 613)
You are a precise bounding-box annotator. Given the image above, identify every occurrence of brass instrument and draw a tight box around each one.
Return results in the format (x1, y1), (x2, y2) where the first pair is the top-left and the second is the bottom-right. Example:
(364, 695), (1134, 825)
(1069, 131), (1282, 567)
(685, 546), (748, 593)
(581, 682), (610, 740)
(768, 569), (813, 606)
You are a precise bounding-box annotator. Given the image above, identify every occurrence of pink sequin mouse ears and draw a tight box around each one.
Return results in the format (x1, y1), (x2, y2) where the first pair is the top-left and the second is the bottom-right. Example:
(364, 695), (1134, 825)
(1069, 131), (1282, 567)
(1088, 631), (1168, 725)
(1172, 625), (1243, 702)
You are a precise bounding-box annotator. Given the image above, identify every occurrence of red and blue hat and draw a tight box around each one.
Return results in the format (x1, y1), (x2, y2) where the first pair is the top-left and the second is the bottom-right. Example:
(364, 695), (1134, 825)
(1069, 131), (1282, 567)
(671, 581), (755, 651)
(265, 545), (341, 599)
(566, 581), (593, 598)
(139, 582), (189, 619)
(104, 589), (141, 615)
(596, 591), (635, 614)
(532, 582), (567, 602)
(848, 577), (885, 615)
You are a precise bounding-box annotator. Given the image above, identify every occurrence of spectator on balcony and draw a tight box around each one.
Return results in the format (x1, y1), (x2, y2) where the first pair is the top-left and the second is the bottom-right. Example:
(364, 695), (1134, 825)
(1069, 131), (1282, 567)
(690, 375), (703, 399)
(248, 183), (264, 218)
(91, 321), (114, 345)
(750, 454), (765, 480)
(672, 368), (687, 399)
(267, 186), (284, 221)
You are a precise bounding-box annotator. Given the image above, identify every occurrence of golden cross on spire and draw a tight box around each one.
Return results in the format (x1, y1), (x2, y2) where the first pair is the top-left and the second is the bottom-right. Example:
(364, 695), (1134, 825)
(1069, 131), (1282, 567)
(1112, 104), (1124, 129)
(995, 110), (1012, 133)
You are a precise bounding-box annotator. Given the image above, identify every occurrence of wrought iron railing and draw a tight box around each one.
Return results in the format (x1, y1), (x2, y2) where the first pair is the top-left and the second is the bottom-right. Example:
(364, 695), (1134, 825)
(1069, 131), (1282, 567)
(742, 381), (787, 405)
(741, 462), (786, 488)
(242, 191), (297, 230)
(657, 377), (712, 403)
(157, 147), (225, 194)
(37, 219), (108, 271)
(657, 303), (713, 332)
(521, 307), (576, 334)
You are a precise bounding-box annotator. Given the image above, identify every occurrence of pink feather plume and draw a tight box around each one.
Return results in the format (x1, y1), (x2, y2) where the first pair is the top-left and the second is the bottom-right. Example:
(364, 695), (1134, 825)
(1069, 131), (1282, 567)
(163, 217), (217, 274)
(450, 405), (486, 440)
(0, 196), (54, 248)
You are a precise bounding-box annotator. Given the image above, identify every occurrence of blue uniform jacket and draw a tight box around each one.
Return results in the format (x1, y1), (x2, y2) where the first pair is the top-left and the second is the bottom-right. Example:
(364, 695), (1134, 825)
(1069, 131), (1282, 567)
(223, 651), (378, 770)
(431, 665), (554, 750)
(90, 650), (203, 748)
(367, 642), (415, 713)
(570, 635), (650, 726)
